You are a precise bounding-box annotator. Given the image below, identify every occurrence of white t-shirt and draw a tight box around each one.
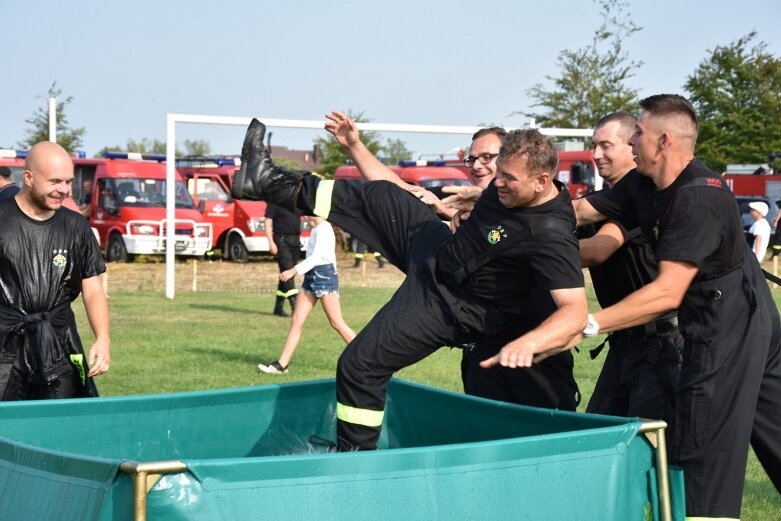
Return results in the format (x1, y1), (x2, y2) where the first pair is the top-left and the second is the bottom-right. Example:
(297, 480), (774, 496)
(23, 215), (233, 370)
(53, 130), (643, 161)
(749, 218), (771, 262)
(294, 221), (336, 274)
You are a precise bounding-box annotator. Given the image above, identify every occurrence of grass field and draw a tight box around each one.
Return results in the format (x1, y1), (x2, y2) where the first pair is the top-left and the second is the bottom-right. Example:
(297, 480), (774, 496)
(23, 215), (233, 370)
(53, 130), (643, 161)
(72, 269), (781, 520)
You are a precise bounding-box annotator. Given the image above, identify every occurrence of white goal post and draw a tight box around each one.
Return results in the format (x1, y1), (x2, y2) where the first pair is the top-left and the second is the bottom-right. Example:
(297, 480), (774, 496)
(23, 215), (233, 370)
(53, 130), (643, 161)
(164, 113), (593, 299)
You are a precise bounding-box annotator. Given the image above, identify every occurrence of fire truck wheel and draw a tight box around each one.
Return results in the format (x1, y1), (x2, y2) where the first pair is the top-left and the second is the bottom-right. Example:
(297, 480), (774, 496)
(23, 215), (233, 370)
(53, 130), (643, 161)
(228, 234), (249, 263)
(106, 233), (130, 263)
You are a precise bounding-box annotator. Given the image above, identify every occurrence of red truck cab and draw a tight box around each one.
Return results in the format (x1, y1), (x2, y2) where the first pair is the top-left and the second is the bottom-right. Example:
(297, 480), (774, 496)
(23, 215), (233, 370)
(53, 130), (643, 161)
(723, 163), (781, 202)
(334, 160), (473, 188)
(555, 150), (599, 198)
(74, 153), (212, 262)
(177, 156), (310, 262)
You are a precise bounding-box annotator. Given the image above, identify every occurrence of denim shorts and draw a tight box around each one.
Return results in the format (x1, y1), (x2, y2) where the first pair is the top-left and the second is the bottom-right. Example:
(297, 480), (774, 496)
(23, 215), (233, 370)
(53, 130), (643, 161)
(301, 263), (339, 297)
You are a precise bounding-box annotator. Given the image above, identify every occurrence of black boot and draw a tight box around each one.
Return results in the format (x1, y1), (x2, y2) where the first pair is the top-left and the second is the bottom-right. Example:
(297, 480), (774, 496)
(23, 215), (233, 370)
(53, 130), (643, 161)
(351, 257), (362, 268)
(377, 256), (386, 268)
(231, 118), (303, 211)
(288, 294), (297, 313)
(273, 296), (289, 317)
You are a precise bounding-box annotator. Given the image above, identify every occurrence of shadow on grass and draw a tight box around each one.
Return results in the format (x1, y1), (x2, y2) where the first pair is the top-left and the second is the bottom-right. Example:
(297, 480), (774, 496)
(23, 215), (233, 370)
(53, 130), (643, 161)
(186, 346), (261, 365)
(187, 303), (266, 314)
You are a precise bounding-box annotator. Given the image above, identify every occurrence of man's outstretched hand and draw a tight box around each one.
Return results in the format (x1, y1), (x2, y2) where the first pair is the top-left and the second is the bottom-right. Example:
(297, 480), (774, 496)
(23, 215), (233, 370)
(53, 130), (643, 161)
(324, 111), (361, 149)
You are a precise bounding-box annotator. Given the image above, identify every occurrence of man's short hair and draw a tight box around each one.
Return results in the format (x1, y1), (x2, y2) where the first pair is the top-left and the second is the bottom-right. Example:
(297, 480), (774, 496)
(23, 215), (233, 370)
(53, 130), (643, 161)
(472, 127), (507, 142)
(639, 94), (698, 142)
(499, 129), (558, 177)
(595, 111), (637, 143)
(0, 167), (11, 178)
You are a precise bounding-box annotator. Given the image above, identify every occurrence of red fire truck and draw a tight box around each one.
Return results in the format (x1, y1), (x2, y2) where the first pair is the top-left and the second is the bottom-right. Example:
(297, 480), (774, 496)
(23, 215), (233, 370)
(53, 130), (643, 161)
(177, 156), (310, 262)
(723, 163), (781, 201)
(73, 153), (212, 262)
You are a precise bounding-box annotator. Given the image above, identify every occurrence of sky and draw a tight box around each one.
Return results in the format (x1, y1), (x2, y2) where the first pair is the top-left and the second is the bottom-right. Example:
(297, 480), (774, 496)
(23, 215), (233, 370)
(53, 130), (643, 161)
(2, 0), (779, 159)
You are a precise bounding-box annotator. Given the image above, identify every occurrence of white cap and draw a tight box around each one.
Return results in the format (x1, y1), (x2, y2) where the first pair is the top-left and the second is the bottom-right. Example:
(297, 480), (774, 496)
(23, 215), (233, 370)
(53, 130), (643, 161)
(749, 201), (769, 217)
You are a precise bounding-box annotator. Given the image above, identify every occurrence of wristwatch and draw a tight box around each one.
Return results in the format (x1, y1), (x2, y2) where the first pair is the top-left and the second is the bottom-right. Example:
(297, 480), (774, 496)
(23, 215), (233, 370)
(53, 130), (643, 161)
(583, 314), (600, 337)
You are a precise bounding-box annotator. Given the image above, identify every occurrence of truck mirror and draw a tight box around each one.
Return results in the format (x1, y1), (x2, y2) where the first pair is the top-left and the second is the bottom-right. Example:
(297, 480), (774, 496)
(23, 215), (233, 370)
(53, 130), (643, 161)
(198, 199), (206, 213)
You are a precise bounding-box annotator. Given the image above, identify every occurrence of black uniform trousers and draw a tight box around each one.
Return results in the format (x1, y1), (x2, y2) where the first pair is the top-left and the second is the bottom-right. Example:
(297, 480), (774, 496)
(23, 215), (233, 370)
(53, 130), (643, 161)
(673, 255), (781, 518)
(586, 324), (683, 426)
(273, 233), (300, 299)
(301, 178), (522, 451)
(461, 340), (579, 410)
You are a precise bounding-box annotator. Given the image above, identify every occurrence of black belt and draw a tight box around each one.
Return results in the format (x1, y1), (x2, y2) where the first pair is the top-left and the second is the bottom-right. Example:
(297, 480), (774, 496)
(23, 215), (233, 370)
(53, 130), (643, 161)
(624, 313), (679, 338)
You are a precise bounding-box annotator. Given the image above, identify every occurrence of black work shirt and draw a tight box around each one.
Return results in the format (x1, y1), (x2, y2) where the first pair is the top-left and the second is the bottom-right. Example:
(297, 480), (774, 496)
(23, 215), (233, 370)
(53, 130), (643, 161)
(579, 178), (658, 308)
(0, 184), (20, 203)
(265, 203), (301, 236)
(437, 180), (584, 306)
(587, 162), (744, 281)
(0, 199), (105, 313)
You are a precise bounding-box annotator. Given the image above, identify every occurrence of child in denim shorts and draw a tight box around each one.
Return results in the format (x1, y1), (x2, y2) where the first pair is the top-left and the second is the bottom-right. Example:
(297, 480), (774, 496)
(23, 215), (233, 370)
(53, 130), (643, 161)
(258, 217), (356, 374)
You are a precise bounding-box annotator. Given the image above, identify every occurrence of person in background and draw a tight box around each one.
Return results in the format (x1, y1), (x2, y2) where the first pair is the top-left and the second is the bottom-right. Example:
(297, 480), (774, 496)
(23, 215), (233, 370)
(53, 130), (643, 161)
(78, 178), (93, 216)
(197, 180), (227, 201)
(351, 239), (385, 268)
(748, 201), (771, 263)
(258, 215), (355, 374)
(0, 167), (20, 202)
(771, 204), (781, 257)
(0, 142), (111, 400)
(265, 203), (301, 317)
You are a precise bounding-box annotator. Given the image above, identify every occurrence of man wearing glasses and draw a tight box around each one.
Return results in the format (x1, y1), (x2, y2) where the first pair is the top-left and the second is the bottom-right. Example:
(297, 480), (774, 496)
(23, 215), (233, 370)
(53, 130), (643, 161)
(414, 128), (504, 220)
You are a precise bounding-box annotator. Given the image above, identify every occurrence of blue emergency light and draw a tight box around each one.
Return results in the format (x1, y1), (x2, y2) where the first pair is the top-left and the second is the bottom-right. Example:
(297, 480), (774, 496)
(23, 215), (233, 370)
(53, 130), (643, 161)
(398, 160), (446, 167)
(0, 149), (28, 159)
(104, 151), (166, 162)
(175, 156), (240, 168)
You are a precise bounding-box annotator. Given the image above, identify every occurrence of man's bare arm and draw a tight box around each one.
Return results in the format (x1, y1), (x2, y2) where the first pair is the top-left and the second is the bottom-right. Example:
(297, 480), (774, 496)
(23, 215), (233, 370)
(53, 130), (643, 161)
(580, 221), (625, 267)
(265, 218), (277, 255)
(81, 275), (111, 376)
(592, 259), (696, 333)
(572, 197), (607, 227)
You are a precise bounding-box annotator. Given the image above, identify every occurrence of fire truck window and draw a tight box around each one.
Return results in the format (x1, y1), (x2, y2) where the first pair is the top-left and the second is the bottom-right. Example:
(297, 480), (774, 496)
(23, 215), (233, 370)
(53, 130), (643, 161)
(197, 180), (228, 201)
(570, 162), (584, 184)
(98, 179), (117, 212)
(570, 161), (595, 190)
(116, 182), (138, 203)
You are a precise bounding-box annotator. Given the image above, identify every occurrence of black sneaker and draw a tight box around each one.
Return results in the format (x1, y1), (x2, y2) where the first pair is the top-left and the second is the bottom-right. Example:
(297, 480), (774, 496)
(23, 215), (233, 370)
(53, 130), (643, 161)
(257, 361), (288, 374)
